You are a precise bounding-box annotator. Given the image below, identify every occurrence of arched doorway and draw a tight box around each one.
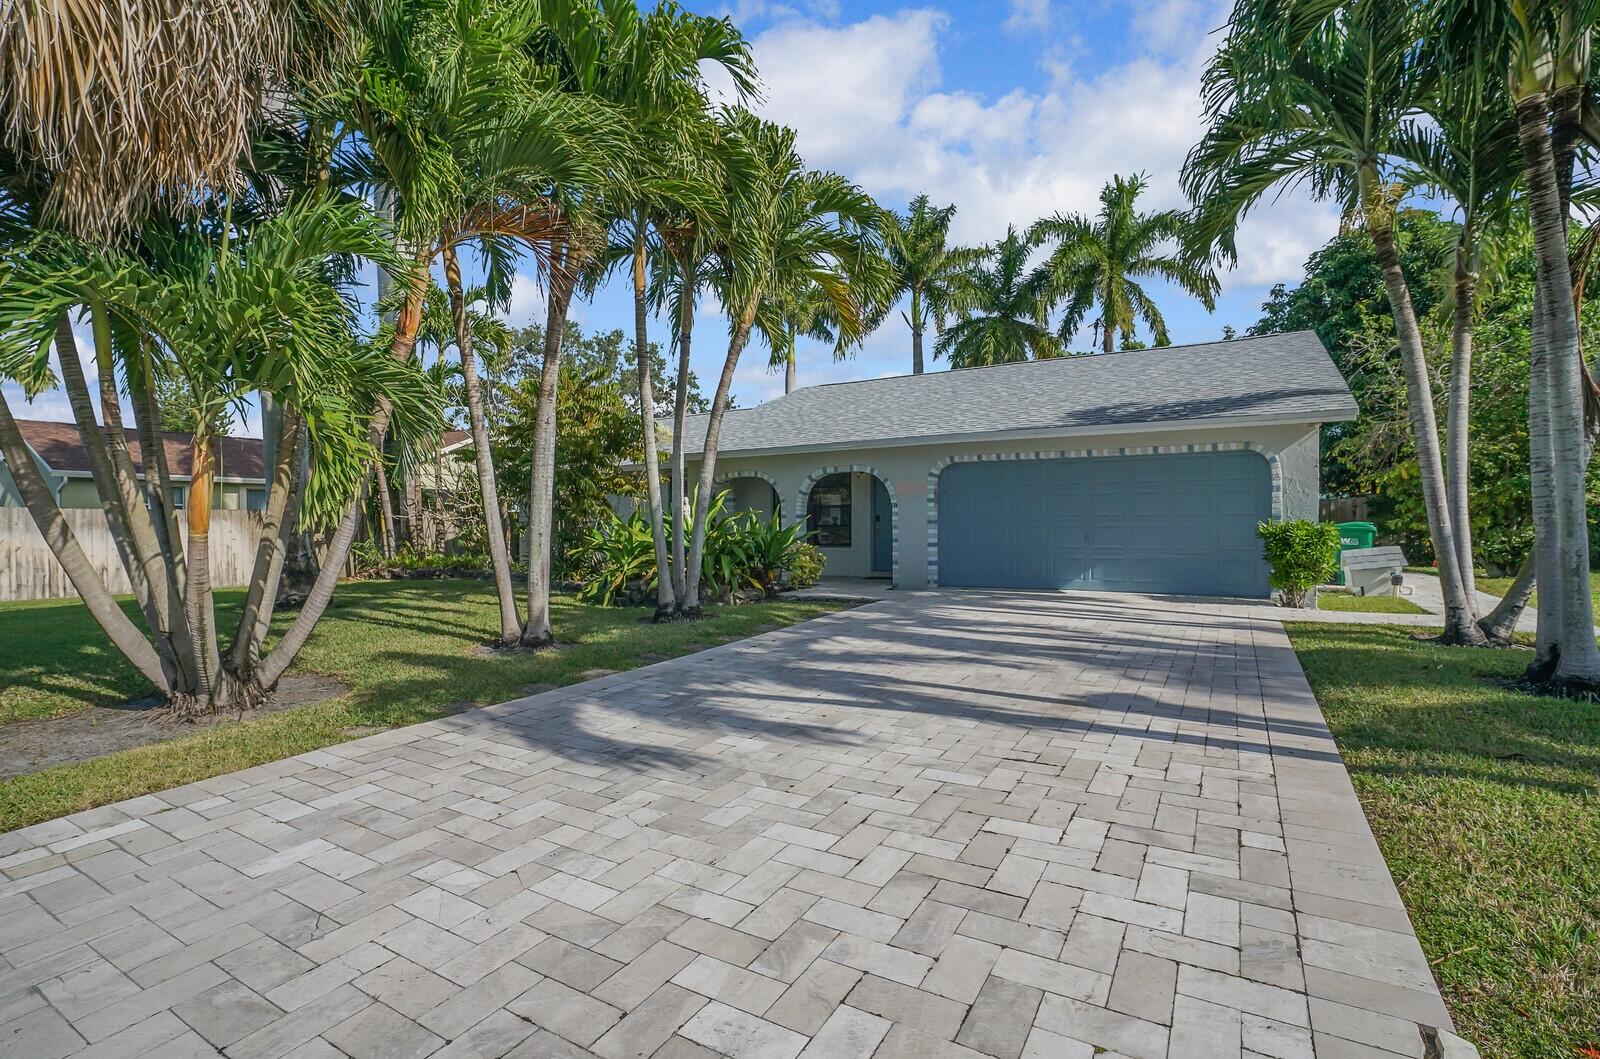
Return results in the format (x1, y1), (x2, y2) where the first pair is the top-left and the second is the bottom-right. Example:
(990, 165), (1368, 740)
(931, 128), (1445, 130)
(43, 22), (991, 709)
(798, 466), (897, 585)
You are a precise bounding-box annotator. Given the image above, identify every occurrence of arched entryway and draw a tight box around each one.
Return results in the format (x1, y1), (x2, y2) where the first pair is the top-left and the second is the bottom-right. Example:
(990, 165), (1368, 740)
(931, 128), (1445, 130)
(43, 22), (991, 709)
(797, 466), (898, 585)
(714, 472), (781, 521)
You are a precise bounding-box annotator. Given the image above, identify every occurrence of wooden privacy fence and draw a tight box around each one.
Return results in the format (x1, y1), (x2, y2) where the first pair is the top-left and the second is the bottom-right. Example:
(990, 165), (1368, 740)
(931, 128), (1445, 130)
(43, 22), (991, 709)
(0, 507), (263, 602)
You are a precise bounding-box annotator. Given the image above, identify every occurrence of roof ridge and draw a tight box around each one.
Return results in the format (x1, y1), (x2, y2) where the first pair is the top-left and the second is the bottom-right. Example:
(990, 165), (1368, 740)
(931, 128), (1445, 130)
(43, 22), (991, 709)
(779, 330), (1317, 397)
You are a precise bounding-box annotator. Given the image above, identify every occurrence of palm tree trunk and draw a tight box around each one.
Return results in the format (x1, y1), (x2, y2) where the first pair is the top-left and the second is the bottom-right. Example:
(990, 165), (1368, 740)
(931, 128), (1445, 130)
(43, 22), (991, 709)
(910, 287), (925, 374)
(634, 226), (676, 619)
(180, 430), (224, 713)
(374, 456), (397, 561)
(55, 313), (172, 666)
(521, 241), (575, 648)
(668, 249), (695, 608)
(1365, 172), (1483, 646)
(0, 390), (170, 689)
(684, 298), (759, 614)
(784, 347), (796, 394)
(443, 241), (520, 642)
(1446, 247), (1478, 600)
(432, 446), (447, 551)
(1516, 91), (1600, 686)
(228, 412), (303, 683)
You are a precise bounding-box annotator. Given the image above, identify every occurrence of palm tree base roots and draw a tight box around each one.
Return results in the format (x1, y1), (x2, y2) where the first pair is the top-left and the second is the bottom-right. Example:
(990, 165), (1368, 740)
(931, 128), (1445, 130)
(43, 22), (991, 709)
(1511, 650), (1600, 700)
(518, 631), (557, 651)
(653, 606), (705, 624)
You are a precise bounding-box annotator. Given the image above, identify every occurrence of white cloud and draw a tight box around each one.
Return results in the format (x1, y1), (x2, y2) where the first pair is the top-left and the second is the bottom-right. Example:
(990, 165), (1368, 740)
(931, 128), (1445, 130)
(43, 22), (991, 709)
(735, 2), (1339, 332)
(1003, 0), (1052, 35)
(499, 273), (547, 329)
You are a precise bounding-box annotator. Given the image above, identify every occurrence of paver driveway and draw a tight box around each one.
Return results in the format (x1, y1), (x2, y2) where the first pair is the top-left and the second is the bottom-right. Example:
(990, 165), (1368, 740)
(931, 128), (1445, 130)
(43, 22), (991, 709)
(0, 591), (1466, 1059)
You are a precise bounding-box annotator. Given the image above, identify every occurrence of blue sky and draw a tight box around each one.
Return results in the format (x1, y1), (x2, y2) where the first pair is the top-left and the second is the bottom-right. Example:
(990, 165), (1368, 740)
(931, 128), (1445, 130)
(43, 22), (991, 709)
(5, 0), (1341, 433)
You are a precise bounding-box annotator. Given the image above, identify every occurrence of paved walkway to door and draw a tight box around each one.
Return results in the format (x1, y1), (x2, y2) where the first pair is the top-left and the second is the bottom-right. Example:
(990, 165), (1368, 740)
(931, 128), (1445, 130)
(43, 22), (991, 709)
(0, 592), (1472, 1058)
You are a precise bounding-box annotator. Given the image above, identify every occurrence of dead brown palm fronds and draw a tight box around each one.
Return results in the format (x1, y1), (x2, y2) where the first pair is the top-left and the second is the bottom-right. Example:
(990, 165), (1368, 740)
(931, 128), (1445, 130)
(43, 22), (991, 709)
(0, 0), (348, 237)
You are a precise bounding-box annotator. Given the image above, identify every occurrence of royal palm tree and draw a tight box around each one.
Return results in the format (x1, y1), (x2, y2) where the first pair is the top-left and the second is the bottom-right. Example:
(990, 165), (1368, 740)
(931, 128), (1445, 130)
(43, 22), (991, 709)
(935, 227), (1062, 368)
(1028, 173), (1218, 353)
(681, 110), (884, 615)
(1183, 0), (1487, 645)
(883, 195), (983, 374)
(759, 278), (841, 393)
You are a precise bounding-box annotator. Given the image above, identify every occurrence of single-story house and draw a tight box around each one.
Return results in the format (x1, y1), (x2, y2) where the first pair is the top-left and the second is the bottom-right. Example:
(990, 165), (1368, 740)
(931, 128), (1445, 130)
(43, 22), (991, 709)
(0, 418), (267, 512)
(674, 331), (1356, 598)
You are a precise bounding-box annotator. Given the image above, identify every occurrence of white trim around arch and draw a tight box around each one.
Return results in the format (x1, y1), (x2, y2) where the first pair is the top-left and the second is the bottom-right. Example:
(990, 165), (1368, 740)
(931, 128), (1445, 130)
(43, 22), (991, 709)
(796, 465), (899, 587)
(923, 442), (1284, 588)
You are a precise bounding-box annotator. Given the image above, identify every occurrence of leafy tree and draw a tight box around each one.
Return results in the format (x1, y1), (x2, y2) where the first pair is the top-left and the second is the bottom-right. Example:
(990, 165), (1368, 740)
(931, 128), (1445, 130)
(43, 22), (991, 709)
(1028, 172), (1218, 353)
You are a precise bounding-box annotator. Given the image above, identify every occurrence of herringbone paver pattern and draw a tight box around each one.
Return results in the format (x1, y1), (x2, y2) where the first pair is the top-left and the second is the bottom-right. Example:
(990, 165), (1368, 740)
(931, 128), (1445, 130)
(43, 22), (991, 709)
(0, 592), (1468, 1058)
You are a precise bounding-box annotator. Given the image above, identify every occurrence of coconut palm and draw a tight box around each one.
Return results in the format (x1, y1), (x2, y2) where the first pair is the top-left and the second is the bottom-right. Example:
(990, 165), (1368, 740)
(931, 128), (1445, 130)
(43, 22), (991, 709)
(1183, 0), (1487, 646)
(935, 227), (1062, 368)
(1028, 173), (1219, 353)
(882, 195), (985, 374)
(0, 198), (439, 712)
(681, 110), (884, 615)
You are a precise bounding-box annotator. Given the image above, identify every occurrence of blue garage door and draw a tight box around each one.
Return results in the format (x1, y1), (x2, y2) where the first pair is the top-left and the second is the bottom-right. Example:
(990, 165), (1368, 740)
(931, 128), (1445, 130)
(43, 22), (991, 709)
(937, 451), (1272, 597)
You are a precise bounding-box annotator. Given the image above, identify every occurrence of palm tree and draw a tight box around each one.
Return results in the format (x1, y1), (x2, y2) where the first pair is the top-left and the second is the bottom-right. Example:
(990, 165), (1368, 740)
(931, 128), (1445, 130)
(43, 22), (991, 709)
(681, 110), (884, 615)
(569, 1), (753, 624)
(883, 195), (984, 373)
(935, 227), (1062, 368)
(1394, 52), (1523, 630)
(1028, 173), (1218, 353)
(0, 198), (439, 712)
(1183, 0), (1487, 646)
(0, 0), (345, 238)
(759, 279), (841, 393)
(331, 0), (617, 643)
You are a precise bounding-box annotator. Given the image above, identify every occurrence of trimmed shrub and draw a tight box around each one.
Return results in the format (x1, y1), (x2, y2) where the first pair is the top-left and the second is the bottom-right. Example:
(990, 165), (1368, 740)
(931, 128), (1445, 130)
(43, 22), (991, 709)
(1257, 519), (1340, 607)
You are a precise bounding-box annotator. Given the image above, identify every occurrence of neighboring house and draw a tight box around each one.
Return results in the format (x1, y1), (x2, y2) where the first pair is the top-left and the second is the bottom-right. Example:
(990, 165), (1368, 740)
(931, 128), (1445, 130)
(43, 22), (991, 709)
(674, 331), (1356, 598)
(0, 418), (267, 512)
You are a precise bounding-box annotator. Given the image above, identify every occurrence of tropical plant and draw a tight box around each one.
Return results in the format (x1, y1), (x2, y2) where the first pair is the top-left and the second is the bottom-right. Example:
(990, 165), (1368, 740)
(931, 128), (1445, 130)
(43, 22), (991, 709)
(740, 512), (810, 596)
(935, 227), (1062, 367)
(1183, 0), (1487, 645)
(1028, 173), (1218, 352)
(575, 511), (658, 605)
(786, 542), (826, 589)
(0, 197), (439, 714)
(521, 0), (753, 646)
(880, 195), (985, 374)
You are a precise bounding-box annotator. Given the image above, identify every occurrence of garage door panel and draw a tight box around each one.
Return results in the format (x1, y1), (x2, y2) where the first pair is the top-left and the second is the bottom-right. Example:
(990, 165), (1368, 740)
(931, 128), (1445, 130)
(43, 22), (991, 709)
(937, 451), (1271, 597)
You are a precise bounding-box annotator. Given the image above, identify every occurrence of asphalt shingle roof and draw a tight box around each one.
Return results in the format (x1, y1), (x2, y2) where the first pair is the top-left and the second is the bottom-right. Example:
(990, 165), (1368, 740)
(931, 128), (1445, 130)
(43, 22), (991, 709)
(14, 418), (265, 480)
(666, 330), (1356, 457)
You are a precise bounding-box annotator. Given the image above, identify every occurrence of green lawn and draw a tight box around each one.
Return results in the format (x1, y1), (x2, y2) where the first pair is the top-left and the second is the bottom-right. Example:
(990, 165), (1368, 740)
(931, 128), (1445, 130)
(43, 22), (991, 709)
(1317, 592), (1429, 614)
(1286, 623), (1600, 1057)
(0, 580), (845, 832)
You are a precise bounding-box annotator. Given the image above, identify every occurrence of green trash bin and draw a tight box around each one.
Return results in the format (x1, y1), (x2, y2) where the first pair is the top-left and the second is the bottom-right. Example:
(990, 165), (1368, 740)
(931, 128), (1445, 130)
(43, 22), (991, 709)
(1335, 521), (1378, 585)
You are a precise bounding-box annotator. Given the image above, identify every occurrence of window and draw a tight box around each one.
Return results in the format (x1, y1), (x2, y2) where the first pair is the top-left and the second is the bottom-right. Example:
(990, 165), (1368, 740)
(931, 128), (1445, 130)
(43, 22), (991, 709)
(245, 488), (267, 512)
(169, 485), (186, 510)
(806, 473), (852, 547)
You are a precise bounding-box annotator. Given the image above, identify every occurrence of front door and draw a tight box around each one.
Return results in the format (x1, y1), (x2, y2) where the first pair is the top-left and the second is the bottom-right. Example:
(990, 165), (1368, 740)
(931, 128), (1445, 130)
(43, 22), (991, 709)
(870, 476), (892, 575)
